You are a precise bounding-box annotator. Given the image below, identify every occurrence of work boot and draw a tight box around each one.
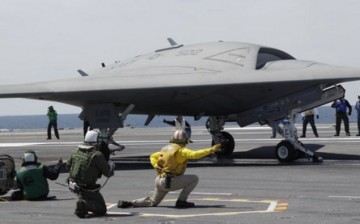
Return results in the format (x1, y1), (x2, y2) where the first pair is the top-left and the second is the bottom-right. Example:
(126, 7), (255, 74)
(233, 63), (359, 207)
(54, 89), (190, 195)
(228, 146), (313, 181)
(117, 200), (133, 208)
(300, 135), (305, 138)
(75, 200), (88, 218)
(334, 133), (339, 136)
(175, 200), (195, 208)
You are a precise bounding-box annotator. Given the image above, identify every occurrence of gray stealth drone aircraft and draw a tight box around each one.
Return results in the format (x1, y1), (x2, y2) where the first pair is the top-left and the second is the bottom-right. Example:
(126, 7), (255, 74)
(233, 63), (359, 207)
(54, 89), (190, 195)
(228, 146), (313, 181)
(0, 39), (359, 163)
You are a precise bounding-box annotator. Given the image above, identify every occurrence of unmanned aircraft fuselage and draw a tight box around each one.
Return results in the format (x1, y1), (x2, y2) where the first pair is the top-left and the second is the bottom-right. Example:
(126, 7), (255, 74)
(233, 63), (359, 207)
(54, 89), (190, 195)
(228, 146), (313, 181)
(1, 40), (359, 161)
(1, 41), (358, 124)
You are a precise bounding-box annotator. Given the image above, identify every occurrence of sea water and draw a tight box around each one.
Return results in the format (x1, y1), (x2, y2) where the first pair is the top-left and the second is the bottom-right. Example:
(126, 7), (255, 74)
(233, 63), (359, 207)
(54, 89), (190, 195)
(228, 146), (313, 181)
(0, 106), (357, 132)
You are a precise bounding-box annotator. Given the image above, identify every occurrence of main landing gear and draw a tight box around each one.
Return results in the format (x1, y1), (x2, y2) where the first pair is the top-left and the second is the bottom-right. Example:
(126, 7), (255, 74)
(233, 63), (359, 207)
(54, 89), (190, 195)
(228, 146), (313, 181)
(270, 115), (323, 163)
(207, 116), (235, 156)
(206, 114), (322, 162)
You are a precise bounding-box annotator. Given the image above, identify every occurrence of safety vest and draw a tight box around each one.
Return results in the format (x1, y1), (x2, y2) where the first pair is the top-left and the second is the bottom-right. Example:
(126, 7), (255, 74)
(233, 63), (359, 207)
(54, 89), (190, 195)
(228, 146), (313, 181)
(69, 145), (102, 186)
(336, 100), (347, 113)
(157, 144), (186, 176)
(47, 111), (58, 121)
(16, 164), (49, 200)
(304, 110), (314, 116)
(175, 119), (186, 130)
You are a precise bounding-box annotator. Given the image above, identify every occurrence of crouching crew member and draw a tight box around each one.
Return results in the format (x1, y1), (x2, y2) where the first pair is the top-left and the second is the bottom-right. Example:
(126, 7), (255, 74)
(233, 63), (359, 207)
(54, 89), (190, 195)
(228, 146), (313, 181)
(118, 130), (221, 209)
(67, 130), (114, 218)
(11, 151), (62, 200)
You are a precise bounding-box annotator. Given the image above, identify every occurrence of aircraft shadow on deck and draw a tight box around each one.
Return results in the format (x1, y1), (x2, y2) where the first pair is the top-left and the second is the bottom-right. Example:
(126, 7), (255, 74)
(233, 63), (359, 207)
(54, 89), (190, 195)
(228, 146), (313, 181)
(56, 143), (360, 172)
(231, 143), (324, 159)
(109, 143), (360, 170)
(226, 143), (360, 161)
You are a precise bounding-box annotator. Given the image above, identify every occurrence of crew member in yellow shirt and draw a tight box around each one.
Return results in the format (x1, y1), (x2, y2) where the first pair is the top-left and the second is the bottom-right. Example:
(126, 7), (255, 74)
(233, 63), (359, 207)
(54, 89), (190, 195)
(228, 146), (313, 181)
(117, 130), (221, 208)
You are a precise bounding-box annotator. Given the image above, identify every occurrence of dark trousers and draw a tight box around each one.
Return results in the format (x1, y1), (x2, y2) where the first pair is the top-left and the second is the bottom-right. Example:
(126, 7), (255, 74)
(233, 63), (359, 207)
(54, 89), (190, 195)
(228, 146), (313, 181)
(47, 120), (59, 139)
(357, 113), (360, 134)
(83, 121), (92, 137)
(75, 190), (107, 217)
(335, 112), (350, 134)
(302, 115), (318, 136)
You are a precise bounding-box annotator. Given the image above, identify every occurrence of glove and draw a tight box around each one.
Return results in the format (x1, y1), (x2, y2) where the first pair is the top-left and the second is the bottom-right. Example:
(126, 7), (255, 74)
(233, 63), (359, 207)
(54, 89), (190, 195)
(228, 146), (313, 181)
(54, 158), (64, 172)
(348, 112), (351, 116)
(316, 115), (319, 119)
(211, 144), (221, 153)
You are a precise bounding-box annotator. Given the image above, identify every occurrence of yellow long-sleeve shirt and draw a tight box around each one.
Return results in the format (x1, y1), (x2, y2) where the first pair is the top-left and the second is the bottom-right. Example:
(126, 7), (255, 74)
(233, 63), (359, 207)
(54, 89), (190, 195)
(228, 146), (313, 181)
(150, 143), (216, 176)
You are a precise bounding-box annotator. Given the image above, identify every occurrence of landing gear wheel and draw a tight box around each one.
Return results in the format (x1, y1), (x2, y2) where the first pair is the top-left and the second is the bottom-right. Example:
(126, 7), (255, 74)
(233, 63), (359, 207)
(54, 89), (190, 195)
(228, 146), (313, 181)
(312, 155), (323, 163)
(211, 131), (235, 157)
(275, 140), (299, 162)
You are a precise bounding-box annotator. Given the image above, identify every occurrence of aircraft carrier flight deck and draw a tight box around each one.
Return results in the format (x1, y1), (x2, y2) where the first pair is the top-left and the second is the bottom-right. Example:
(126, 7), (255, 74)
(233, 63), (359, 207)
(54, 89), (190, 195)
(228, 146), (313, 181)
(1, 125), (360, 224)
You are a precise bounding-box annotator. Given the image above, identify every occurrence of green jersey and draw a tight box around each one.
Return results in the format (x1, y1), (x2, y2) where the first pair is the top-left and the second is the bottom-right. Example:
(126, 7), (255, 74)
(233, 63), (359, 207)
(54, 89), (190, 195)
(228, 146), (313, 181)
(16, 165), (49, 200)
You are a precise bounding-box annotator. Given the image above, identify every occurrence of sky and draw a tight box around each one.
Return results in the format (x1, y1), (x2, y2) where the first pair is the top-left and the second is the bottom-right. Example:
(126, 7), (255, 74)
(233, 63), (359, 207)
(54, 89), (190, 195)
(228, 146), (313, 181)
(1, 0), (360, 116)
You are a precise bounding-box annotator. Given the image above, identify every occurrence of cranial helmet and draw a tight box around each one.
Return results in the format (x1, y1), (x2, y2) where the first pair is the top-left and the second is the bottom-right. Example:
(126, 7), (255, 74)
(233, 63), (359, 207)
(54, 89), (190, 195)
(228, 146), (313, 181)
(84, 130), (99, 144)
(22, 150), (38, 163)
(170, 130), (188, 144)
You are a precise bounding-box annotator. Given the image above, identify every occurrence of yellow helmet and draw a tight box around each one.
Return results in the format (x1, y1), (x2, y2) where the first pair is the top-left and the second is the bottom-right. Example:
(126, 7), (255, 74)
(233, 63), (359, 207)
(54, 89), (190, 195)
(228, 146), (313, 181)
(170, 130), (188, 144)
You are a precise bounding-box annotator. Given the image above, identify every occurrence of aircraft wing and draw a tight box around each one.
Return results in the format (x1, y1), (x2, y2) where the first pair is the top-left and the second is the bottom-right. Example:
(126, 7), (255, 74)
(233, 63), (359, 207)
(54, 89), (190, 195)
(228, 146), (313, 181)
(0, 41), (360, 127)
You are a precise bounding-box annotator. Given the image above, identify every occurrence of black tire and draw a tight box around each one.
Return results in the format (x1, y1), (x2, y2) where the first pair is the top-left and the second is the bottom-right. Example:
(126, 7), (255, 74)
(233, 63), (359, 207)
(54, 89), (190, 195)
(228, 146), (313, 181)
(211, 131), (235, 157)
(275, 140), (299, 162)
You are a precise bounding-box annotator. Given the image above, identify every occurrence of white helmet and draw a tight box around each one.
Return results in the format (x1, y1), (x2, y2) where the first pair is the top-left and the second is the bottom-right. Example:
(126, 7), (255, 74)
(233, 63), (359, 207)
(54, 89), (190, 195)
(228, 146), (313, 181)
(170, 130), (188, 144)
(84, 130), (99, 144)
(22, 150), (38, 163)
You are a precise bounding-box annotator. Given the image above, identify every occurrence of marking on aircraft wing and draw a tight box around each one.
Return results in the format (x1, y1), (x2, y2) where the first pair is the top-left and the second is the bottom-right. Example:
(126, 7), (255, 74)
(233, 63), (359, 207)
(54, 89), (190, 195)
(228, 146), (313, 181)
(204, 48), (250, 67)
(107, 197), (287, 218)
